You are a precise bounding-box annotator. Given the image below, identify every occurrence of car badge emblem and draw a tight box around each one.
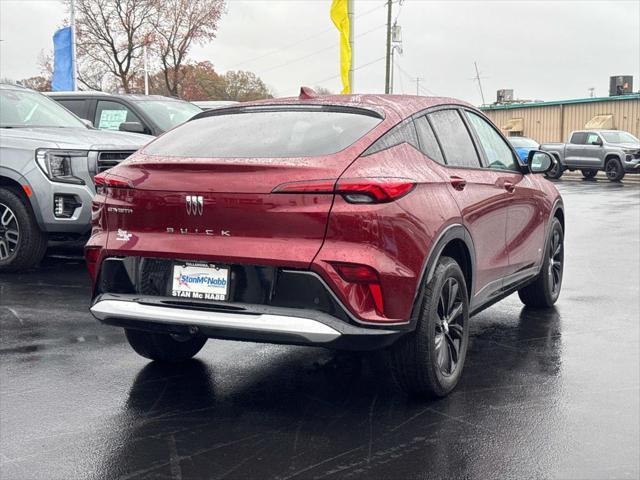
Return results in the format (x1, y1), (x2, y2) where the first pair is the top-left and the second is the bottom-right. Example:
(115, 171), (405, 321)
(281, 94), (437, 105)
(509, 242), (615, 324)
(186, 195), (204, 216)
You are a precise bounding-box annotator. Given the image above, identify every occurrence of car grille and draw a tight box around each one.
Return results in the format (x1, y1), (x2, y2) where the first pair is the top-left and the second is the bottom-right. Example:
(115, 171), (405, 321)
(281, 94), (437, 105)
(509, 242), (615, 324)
(96, 151), (135, 173)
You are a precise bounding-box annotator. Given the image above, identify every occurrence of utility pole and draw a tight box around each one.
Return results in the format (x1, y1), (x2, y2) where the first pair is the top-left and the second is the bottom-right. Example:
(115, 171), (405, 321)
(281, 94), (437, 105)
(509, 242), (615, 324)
(143, 44), (149, 95)
(588, 87), (595, 98)
(416, 77), (423, 95)
(70, 0), (78, 91)
(348, 0), (354, 92)
(473, 61), (486, 106)
(384, 0), (392, 94)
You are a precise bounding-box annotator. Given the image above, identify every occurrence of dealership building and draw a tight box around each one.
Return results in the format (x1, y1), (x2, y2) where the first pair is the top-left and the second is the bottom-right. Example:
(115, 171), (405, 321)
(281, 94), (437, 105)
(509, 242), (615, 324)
(480, 93), (640, 144)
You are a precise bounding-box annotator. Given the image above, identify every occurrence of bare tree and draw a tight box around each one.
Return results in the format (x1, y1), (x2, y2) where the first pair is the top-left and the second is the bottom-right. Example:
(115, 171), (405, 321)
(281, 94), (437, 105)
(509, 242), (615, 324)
(18, 76), (52, 92)
(150, 0), (225, 97)
(72, 0), (155, 92)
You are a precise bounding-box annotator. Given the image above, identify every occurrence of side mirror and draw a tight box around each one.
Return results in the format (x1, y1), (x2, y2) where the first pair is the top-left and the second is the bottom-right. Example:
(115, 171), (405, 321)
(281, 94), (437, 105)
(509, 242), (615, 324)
(80, 118), (94, 128)
(119, 121), (146, 134)
(592, 138), (603, 146)
(527, 150), (554, 174)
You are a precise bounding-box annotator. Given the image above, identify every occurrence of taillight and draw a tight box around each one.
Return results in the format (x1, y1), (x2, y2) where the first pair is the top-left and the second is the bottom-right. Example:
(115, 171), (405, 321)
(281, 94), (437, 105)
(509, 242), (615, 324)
(332, 262), (385, 316)
(94, 172), (132, 194)
(271, 179), (335, 194)
(332, 263), (379, 284)
(335, 178), (415, 203)
(85, 247), (102, 280)
(272, 177), (415, 204)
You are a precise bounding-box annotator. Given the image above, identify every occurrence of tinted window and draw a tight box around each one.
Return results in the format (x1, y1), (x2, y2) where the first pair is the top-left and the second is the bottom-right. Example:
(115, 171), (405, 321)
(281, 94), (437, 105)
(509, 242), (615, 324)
(414, 116), (444, 164)
(428, 110), (480, 168)
(363, 119), (418, 155)
(94, 100), (143, 131)
(465, 111), (518, 171)
(570, 132), (588, 144)
(144, 108), (382, 158)
(58, 99), (87, 118)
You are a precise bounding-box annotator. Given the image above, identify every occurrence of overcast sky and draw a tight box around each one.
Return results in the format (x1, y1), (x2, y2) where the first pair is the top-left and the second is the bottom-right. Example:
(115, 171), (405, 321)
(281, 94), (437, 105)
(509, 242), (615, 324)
(0, 0), (638, 105)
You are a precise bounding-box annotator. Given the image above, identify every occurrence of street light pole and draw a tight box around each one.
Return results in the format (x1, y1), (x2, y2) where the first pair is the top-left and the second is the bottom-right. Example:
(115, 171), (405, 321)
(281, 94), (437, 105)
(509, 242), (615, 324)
(143, 44), (149, 95)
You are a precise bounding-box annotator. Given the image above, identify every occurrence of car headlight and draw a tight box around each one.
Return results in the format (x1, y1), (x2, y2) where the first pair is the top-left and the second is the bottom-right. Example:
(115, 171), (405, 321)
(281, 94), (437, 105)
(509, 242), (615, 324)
(36, 149), (87, 184)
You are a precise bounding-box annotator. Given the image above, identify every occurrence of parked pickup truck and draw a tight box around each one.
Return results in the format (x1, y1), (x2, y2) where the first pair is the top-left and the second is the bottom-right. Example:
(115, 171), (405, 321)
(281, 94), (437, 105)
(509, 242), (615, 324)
(540, 130), (640, 182)
(0, 83), (149, 272)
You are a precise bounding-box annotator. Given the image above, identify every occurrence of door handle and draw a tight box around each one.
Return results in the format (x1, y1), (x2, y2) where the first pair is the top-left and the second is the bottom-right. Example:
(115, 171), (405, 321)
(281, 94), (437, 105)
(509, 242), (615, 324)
(450, 176), (467, 191)
(504, 181), (516, 193)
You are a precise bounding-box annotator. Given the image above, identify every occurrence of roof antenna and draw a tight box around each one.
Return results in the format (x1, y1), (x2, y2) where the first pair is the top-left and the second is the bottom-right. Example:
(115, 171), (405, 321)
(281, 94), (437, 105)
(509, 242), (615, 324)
(299, 86), (317, 99)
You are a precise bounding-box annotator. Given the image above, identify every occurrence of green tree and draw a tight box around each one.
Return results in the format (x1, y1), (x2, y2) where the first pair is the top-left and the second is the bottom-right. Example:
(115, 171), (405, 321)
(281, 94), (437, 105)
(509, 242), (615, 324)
(220, 70), (272, 102)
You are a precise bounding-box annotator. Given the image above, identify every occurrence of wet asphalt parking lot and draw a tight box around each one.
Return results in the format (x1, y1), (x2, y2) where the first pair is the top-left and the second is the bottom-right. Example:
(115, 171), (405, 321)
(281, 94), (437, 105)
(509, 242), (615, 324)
(1, 175), (639, 480)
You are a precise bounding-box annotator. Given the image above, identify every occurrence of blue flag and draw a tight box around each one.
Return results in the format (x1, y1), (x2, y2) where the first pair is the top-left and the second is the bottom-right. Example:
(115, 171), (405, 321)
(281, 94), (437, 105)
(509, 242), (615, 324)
(52, 27), (74, 91)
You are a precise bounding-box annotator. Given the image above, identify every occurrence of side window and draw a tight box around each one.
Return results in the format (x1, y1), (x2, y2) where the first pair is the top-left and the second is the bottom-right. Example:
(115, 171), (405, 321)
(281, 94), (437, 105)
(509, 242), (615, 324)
(464, 111), (518, 171)
(58, 99), (87, 119)
(585, 133), (600, 145)
(570, 132), (587, 144)
(427, 110), (480, 168)
(414, 116), (445, 164)
(363, 119), (419, 156)
(94, 100), (142, 131)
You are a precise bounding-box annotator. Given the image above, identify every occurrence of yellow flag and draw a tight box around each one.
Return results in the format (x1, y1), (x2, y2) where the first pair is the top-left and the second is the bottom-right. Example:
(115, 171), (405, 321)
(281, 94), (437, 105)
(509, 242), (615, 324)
(330, 0), (351, 94)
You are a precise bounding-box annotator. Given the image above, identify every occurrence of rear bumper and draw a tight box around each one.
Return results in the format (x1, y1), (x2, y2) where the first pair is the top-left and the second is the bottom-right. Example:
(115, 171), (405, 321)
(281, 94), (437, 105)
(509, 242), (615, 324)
(90, 293), (404, 350)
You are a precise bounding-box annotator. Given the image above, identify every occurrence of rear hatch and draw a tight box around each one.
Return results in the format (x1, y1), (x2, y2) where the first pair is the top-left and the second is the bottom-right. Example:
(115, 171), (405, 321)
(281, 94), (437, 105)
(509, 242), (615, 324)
(101, 106), (384, 268)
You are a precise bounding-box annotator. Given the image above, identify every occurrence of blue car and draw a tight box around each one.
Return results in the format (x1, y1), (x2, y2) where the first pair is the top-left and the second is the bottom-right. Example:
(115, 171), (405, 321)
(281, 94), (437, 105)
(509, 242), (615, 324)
(508, 137), (539, 164)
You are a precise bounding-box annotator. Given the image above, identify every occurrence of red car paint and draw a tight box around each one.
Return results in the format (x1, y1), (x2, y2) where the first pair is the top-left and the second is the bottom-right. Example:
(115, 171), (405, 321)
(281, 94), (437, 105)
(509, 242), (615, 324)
(86, 94), (561, 325)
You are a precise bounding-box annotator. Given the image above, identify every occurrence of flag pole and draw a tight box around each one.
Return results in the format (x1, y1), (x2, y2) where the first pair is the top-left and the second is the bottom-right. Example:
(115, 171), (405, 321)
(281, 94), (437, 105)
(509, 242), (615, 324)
(70, 0), (78, 90)
(347, 0), (354, 93)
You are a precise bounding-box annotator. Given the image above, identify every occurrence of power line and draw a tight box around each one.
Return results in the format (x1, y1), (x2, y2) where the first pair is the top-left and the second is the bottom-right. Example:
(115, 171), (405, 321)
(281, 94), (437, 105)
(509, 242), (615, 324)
(226, 2), (385, 71)
(257, 24), (385, 75)
(311, 56), (386, 86)
(395, 61), (438, 96)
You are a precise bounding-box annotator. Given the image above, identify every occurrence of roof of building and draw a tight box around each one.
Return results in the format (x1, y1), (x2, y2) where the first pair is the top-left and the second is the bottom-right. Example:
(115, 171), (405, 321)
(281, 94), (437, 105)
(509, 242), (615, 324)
(480, 93), (639, 111)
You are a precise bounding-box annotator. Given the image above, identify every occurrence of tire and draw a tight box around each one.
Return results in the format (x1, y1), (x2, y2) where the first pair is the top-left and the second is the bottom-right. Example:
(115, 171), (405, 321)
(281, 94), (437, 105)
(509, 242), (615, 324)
(581, 169), (598, 179)
(518, 217), (564, 308)
(605, 158), (625, 182)
(387, 256), (470, 398)
(0, 188), (48, 272)
(545, 158), (564, 179)
(125, 329), (207, 362)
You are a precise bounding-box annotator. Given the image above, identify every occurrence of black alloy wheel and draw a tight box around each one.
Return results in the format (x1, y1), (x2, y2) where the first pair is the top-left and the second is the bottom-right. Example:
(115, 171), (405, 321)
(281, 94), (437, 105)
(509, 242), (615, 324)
(548, 226), (563, 297)
(434, 277), (465, 376)
(387, 256), (470, 397)
(545, 160), (564, 179)
(605, 159), (625, 182)
(518, 217), (564, 308)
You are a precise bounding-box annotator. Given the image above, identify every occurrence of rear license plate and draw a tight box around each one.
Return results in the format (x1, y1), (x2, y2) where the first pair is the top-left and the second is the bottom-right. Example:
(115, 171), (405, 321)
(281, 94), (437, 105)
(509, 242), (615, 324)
(171, 262), (229, 301)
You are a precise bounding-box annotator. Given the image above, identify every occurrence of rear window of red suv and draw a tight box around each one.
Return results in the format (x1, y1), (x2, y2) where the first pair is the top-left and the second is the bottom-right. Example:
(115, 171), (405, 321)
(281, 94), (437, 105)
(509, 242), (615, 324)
(143, 106), (383, 158)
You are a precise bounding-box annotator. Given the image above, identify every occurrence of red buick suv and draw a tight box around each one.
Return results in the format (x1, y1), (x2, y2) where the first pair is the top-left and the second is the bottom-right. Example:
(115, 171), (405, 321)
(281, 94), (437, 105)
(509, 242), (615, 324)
(86, 91), (564, 397)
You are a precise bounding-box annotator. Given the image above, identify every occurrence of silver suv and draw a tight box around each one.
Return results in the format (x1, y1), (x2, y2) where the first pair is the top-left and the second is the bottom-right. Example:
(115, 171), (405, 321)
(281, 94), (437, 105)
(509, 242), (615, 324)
(0, 84), (149, 271)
